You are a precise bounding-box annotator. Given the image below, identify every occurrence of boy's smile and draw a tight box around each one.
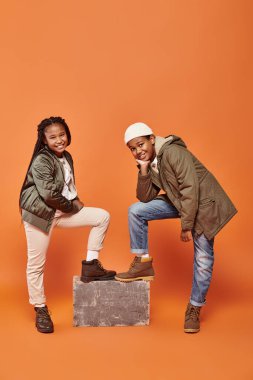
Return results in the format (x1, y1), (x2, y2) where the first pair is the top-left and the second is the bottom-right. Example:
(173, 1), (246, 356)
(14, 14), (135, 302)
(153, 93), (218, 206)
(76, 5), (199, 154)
(127, 135), (156, 162)
(43, 123), (68, 157)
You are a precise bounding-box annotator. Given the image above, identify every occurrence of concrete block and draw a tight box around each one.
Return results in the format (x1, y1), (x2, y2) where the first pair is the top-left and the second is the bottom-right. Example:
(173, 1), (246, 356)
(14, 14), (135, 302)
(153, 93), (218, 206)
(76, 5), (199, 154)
(73, 276), (150, 327)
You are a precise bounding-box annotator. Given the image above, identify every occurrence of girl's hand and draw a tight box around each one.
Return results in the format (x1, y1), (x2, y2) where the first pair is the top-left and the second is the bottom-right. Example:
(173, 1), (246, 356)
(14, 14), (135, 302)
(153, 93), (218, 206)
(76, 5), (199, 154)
(72, 199), (84, 212)
(136, 159), (150, 175)
(180, 230), (192, 242)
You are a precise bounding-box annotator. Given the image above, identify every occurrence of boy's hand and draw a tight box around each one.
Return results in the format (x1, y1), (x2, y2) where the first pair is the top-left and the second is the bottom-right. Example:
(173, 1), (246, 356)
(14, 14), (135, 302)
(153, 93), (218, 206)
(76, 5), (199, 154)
(180, 230), (192, 242)
(136, 159), (150, 175)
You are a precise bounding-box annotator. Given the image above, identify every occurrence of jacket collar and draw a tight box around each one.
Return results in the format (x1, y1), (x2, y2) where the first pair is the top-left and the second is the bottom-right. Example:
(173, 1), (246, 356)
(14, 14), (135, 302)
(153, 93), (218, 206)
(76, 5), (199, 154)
(155, 136), (173, 156)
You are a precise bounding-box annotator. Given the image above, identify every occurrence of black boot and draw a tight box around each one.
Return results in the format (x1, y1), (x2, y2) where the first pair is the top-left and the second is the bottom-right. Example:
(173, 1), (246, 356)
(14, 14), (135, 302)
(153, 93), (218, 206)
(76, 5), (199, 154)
(81, 259), (116, 283)
(34, 306), (54, 333)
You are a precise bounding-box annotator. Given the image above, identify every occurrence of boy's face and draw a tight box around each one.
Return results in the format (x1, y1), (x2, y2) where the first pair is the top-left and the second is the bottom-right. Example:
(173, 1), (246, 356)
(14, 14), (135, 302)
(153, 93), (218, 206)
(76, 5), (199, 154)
(127, 135), (156, 162)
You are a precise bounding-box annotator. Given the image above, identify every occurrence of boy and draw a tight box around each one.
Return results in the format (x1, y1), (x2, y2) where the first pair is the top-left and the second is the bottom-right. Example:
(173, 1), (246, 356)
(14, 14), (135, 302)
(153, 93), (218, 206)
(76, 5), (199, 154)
(115, 122), (237, 333)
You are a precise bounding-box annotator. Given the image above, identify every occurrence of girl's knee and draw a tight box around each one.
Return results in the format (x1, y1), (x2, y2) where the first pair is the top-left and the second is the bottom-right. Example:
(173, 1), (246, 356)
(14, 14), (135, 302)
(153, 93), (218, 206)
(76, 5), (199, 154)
(99, 209), (110, 225)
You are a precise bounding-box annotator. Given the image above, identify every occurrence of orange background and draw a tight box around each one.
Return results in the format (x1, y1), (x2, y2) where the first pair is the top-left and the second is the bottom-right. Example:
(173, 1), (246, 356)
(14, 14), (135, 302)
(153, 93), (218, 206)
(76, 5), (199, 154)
(0, 1), (252, 379)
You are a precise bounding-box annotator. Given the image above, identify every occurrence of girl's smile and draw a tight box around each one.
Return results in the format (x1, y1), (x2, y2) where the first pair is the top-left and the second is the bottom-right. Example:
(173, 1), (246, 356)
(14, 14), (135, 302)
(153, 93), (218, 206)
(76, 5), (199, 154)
(43, 123), (68, 157)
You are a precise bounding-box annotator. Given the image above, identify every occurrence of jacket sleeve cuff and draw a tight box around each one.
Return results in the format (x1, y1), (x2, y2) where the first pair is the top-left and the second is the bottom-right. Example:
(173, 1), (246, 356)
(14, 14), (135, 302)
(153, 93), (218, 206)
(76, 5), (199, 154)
(181, 221), (194, 231)
(138, 171), (151, 181)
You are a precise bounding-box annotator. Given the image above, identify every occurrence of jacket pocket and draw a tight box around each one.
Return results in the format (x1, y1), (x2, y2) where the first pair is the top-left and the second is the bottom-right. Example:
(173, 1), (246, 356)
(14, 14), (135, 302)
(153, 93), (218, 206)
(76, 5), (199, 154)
(196, 198), (218, 237)
(199, 198), (215, 208)
(30, 196), (40, 213)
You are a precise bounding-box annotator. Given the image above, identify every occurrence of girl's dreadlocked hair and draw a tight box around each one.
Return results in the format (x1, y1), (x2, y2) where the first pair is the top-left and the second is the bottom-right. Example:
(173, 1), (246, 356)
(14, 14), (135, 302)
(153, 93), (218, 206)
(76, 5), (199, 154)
(19, 116), (71, 207)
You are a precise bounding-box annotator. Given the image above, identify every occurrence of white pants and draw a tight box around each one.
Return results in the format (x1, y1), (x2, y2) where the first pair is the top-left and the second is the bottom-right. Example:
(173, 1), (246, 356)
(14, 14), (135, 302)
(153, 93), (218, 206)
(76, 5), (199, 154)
(24, 207), (110, 305)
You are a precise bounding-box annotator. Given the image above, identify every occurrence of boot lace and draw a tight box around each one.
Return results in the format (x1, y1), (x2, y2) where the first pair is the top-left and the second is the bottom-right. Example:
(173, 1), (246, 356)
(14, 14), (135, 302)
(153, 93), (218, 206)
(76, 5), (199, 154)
(187, 305), (200, 321)
(36, 307), (52, 321)
(127, 256), (139, 273)
(96, 260), (106, 272)
(129, 256), (138, 269)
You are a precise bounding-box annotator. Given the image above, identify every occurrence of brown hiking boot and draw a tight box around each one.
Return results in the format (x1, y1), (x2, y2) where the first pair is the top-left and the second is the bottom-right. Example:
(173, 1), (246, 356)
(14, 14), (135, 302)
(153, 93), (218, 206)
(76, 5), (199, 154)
(184, 303), (201, 333)
(115, 256), (155, 282)
(34, 306), (54, 333)
(81, 259), (116, 283)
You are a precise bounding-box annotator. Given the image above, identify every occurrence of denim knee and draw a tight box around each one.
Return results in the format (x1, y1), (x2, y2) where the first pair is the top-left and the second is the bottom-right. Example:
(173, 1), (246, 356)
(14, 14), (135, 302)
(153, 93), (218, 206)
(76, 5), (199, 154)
(128, 202), (146, 217)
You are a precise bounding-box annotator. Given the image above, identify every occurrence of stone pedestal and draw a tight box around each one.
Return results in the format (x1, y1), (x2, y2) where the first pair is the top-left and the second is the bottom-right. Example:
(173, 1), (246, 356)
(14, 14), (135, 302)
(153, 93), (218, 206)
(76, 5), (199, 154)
(73, 276), (150, 327)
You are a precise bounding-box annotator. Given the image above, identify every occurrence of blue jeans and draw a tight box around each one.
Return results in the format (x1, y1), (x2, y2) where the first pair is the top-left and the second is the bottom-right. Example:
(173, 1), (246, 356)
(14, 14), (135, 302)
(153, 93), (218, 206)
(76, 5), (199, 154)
(128, 199), (214, 307)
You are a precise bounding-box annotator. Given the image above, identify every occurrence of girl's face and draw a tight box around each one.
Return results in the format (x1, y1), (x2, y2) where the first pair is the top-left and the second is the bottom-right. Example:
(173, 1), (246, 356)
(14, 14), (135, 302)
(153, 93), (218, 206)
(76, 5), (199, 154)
(43, 123), (68, 157)
(44, 124), (68, 157)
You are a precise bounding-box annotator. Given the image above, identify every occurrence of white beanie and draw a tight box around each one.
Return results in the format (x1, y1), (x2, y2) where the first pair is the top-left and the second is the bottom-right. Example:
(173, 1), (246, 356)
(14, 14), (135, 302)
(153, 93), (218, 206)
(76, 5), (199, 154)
(124, 122), (153, 144)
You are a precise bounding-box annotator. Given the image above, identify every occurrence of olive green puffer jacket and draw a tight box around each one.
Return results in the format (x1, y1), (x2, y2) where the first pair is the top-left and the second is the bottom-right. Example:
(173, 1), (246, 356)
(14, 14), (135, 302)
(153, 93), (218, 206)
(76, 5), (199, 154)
(137, 135), (237, 240)
(20, 146), (79, 233)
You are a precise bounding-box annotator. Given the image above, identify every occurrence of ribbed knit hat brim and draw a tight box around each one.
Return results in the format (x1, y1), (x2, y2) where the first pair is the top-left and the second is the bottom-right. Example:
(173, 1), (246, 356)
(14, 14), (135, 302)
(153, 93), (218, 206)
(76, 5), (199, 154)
(124, 122), (153, 144)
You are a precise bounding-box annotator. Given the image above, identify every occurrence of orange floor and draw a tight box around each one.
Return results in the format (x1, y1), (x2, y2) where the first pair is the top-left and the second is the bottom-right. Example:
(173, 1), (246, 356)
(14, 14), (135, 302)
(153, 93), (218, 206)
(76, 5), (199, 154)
(1, 274), (252, 380)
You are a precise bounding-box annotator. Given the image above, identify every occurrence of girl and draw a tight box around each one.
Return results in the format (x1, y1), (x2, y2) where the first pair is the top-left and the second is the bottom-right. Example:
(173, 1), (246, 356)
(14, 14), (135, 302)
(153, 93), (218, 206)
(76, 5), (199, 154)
(20, 116), (116, 334)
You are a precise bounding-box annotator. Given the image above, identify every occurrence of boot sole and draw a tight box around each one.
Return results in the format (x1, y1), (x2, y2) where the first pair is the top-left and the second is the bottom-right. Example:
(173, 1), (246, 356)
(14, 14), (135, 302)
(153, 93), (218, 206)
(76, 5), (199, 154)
(114, 276), (154, 282)
(184, 328), (200, 333)
(80, 275), (115, 283)
(36, 326), (54, 333)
